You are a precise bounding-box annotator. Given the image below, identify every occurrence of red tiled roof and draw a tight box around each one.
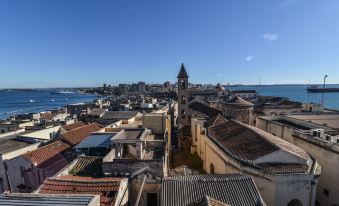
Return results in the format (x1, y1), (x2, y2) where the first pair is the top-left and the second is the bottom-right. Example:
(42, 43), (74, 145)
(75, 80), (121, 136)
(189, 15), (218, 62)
(61, 123), (102, 146)
(22, 141), (71, 166)
(38, 176), (125, 206)
(62, 121), (86, 131)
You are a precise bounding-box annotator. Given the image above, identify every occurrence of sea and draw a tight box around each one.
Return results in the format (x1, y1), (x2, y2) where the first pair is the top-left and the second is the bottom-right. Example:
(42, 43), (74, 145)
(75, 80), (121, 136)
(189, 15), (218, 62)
(225, 84), (339, 110)
(1, 85), (339, 120)
(0, 89), (98, 120)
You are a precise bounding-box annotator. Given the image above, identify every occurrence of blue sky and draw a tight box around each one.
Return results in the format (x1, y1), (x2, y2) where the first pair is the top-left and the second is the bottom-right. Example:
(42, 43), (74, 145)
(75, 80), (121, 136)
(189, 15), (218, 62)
(0, 0), (339, 88)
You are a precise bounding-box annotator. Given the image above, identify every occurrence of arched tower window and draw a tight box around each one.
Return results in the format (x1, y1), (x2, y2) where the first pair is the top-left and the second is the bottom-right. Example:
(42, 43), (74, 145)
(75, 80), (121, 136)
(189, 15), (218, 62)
(181, 80), (186, 89)
(181, 109), (186, 119)
(181, 95), (186, 104)
(210, 163), (215, 174)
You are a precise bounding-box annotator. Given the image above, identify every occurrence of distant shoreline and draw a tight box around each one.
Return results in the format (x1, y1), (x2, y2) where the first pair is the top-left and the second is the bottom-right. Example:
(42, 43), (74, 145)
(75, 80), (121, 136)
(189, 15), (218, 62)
(1, 83), (339, 90)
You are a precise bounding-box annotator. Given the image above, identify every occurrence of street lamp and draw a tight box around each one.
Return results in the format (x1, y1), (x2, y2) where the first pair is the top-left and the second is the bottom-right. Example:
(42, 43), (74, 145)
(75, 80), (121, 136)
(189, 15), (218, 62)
(321, 75), (328, 105)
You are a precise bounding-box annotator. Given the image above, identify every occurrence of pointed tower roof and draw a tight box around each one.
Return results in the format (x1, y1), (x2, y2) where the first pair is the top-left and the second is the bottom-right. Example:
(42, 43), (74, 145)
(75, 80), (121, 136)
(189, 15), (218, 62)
(177, 63), (189, 78)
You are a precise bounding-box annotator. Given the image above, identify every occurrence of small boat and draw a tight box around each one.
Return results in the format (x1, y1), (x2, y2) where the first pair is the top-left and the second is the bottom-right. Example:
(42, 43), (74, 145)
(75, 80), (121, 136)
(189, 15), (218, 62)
(49, 99), (55, 102)
(28, 99), (35, 103)
(65, 98), (69, 102)
(307, 85), (339, 93)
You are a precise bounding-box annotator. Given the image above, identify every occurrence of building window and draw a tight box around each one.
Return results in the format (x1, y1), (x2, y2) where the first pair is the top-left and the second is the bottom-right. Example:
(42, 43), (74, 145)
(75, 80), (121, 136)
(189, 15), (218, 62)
(323, 189), (329, 197)
(181, 110), (186, 119)
(181, 80), (186, 89)
(181, 95), (186, 104)
(210, 163), (215, 174)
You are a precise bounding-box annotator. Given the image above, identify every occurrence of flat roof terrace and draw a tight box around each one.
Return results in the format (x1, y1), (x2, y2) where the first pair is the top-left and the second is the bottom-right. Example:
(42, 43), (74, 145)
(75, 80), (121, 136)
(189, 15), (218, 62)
(273, 119), (312, 130)
(0, 137), (32, 155)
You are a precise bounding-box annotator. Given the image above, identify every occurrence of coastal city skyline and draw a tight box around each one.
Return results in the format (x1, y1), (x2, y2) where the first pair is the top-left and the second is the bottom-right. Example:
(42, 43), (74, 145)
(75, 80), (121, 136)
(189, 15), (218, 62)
(1, 0), (339, 88)
(1, 1), (339, 206)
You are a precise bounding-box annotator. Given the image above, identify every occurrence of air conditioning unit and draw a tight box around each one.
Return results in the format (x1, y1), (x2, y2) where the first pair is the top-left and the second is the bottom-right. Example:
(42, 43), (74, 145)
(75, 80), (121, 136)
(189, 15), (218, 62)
(310, 129), (325, 139)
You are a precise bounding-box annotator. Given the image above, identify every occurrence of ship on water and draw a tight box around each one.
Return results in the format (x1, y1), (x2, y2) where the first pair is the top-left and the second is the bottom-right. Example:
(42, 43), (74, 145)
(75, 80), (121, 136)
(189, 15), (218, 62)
(306, 85), (339, 93)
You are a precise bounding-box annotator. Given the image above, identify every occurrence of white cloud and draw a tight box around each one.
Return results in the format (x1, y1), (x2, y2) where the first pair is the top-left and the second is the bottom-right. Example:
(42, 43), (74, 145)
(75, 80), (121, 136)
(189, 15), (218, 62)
(245, 56), (253, 62)
(263, 33), (279, 41)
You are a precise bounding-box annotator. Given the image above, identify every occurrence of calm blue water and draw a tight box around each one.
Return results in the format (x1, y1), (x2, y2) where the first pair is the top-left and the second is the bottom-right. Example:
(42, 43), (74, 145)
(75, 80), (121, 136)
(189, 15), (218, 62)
(0, 89), (97, 120)
(224, 84), (339, 110)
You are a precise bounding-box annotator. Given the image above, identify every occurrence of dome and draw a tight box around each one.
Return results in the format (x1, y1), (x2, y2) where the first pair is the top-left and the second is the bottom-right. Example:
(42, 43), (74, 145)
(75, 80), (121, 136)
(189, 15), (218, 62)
(225, 96), (254, 107)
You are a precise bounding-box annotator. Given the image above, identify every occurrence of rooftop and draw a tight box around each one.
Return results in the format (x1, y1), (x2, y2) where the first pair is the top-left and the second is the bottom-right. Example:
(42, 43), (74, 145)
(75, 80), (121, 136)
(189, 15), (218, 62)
(38, 175), (126, 206)
(189, 101), (221, 118)
(208, 121), (279, 160)
(0, 193), (99, 206)
(289, 114), (339, 130)
(207, 120), (310, 168)
(74, 133), (116, 149)
(225, 96), (254, 107)
(0, 137), (32, 155)
(70, 156), (102, 177)
(162, 174), (265, 206)
(113, 128), (148, 141)
(187, 196), (230, 206)
(61, 123), (102, 146)
(100, 111), (139, 120)
(177, 63), (189, 78)
(62, 121), (86, 131)
(88, 108), (107, 116)
(205, 114), (228, 127)
(22, 140), (71, 167)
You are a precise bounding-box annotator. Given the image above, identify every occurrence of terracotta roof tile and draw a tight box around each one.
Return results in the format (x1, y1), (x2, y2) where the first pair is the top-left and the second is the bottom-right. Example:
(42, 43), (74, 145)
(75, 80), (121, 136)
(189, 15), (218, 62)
(208, 121), (279, 160)
(257, 163), (309, 174)
(39, 176), (125, 206)
(207, 120), (310, 173)
(189, 102), (221, 118)
(61, 123), (102, 146)
(225, 96), (253, 107)
(22, 141), (71, 166)
(62, 121), (86, 131)
(205, 114), (228, 127)
(71, 156), (102, 176)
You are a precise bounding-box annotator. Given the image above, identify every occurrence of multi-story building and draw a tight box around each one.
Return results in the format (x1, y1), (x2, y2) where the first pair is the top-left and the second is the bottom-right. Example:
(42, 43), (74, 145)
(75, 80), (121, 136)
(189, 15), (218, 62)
(256, 115), (339, 206)
(189, 102), (321, 206)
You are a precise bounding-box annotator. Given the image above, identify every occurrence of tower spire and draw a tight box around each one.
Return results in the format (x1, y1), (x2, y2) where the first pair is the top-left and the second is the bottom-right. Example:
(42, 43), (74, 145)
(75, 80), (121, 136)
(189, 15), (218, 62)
(177, 63), (189, 78)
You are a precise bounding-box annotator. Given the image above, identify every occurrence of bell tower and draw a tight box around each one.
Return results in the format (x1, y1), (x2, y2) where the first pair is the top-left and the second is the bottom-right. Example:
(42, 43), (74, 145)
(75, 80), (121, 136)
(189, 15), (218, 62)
(177, 63), (189, 128)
